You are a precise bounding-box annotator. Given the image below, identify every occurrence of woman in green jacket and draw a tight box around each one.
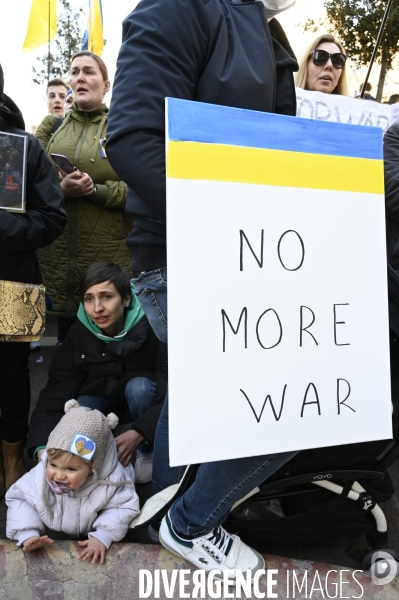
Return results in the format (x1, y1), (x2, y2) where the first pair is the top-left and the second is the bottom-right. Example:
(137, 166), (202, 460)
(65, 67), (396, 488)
(36, 51), (132, 323)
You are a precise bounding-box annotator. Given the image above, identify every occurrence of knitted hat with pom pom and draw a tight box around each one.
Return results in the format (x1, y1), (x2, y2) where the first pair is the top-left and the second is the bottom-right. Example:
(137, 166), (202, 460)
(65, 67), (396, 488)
(46, 399), (119, 477)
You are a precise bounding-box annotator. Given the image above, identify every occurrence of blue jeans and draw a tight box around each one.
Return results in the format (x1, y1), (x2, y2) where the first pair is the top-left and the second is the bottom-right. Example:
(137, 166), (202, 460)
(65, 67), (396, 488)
(132, 267), (298, 537)
(131, 268), (167, 344)
(77, 376), (156, 452)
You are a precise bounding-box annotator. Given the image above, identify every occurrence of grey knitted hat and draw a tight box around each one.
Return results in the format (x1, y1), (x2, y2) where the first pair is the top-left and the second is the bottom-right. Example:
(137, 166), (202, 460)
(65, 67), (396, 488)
(43, 400), (132, 520)
(46, 399), (119, 474)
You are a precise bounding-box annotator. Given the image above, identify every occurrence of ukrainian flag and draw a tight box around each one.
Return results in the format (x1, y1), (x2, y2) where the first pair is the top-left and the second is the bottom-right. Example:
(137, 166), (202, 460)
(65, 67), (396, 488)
(23, 0), (57, 52)
(82, 0), (104, 56)
(166, 99), (383, 196)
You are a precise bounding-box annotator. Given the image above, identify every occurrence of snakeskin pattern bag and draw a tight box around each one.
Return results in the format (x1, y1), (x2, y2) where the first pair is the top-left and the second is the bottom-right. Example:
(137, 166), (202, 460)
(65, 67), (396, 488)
(0, 280), (46, 342)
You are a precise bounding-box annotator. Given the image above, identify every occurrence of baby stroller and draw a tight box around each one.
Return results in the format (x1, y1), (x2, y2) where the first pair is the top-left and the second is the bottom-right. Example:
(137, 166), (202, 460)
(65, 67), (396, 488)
(129, 432), (399, 570)
(224, 264), (399, 569)
(225, 436), (399, 569)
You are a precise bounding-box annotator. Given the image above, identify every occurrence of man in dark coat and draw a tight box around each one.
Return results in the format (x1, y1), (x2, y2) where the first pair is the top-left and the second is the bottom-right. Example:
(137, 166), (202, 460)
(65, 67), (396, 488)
(0, 64), (67, 495)
(107, 0), (299, 577)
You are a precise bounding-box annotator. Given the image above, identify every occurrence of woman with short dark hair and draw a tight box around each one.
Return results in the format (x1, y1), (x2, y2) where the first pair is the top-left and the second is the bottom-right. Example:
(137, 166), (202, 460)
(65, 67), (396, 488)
(27, 262), (167, 484)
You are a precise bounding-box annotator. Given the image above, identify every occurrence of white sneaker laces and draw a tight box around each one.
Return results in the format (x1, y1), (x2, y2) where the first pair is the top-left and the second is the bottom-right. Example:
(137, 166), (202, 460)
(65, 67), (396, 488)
(201, 527), (233, 562)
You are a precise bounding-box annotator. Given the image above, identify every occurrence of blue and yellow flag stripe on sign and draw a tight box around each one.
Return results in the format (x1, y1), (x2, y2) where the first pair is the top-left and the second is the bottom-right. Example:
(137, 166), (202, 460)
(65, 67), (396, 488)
(166, 98), (383, 195)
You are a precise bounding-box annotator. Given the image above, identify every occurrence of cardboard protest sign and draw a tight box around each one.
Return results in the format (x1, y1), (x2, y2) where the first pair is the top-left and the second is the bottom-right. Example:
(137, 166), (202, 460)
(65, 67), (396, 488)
(166, 98), (391, 466)
(295, 88), (399, 132)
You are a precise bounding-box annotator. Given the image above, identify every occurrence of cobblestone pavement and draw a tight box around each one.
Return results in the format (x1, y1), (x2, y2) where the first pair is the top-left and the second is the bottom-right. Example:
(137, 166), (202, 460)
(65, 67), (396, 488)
(0, 541), (398, 599)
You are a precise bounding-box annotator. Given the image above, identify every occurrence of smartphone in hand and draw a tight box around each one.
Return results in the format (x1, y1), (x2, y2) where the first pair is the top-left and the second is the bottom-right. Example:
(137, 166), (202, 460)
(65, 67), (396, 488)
(51, 154), (76, 174)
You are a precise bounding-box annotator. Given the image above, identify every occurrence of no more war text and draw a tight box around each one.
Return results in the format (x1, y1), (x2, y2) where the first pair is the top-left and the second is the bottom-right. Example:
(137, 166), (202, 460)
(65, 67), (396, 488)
(221, 304), (350, 351)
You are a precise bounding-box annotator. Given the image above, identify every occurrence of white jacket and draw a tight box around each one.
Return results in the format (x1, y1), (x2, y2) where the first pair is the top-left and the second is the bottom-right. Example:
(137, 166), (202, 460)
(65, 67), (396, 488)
(6, 433), (140, 548)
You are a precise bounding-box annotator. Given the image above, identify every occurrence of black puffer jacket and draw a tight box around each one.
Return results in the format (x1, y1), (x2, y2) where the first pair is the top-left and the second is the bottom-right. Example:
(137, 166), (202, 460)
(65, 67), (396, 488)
(107, 0), (298, 271)
(0, 68), (67, 284)
(27, 316), (167, 455)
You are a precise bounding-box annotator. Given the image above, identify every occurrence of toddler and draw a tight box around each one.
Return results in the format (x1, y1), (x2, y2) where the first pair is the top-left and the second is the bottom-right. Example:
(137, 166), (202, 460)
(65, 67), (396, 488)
(6, 400), (139, 564)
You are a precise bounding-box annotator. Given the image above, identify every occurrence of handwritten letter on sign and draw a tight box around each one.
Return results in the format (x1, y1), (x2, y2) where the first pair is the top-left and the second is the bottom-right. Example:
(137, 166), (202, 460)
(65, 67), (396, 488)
(295, 87), (399, 132)
(166, 98), (391, 466)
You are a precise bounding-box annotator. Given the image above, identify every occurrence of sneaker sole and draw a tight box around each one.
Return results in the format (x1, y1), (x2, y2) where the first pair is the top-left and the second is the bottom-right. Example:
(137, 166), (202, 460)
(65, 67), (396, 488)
(159, 527), (265, 580)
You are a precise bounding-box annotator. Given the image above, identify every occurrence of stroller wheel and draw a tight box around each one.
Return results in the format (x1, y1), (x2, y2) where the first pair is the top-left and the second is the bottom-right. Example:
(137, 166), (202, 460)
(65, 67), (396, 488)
(361, 548), (399, 572)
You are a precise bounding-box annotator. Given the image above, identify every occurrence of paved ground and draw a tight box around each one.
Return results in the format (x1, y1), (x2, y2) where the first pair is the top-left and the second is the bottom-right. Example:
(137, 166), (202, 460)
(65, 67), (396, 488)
(1, 317), (399, 597)
(0, 541), (398, 600)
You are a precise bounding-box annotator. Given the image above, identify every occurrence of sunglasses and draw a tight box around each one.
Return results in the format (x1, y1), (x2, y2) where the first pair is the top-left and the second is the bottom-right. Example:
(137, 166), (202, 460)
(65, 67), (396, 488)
(311, 49), (347, 70)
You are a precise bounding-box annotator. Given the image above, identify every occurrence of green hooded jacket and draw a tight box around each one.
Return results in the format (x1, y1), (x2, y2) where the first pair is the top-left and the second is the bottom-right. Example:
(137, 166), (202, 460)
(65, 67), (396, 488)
(36, 103), (133, 317)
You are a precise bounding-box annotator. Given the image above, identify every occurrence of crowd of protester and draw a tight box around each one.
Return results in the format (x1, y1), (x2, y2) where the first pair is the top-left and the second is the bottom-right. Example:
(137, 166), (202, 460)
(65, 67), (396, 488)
(1, 0), (399, 576)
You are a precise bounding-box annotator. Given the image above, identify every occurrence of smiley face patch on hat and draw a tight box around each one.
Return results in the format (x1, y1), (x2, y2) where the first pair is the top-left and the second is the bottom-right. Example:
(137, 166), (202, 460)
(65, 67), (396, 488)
(69, 433), (96, 461)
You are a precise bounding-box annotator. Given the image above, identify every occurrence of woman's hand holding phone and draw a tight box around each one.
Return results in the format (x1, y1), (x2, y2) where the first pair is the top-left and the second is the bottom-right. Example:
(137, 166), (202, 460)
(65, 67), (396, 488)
(60, 171), (95, 198)
(51, 153), (94, 198)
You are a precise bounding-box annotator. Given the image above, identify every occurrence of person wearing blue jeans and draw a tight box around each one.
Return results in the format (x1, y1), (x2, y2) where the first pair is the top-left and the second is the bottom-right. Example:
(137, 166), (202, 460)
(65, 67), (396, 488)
(132, 268), (297, 576)
(107, 0), (299, 578)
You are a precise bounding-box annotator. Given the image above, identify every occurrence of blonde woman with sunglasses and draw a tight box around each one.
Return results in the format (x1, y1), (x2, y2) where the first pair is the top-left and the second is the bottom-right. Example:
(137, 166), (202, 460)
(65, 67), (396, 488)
(295, 34), (349, 96)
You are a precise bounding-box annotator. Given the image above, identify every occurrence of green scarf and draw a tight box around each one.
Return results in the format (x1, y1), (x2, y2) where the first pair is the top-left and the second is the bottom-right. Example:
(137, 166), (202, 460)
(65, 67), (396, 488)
(77, 283), (145, 343)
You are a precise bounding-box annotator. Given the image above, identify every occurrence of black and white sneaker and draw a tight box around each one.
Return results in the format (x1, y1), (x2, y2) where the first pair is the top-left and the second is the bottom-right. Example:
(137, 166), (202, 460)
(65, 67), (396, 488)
(159, 511), (264, 579)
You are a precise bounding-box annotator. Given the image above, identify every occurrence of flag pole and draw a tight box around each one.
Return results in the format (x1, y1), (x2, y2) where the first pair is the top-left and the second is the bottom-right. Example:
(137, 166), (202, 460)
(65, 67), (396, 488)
(47, 0), (51, 81)
(360, 0), (394, 99)
(89, 0), (92, 52)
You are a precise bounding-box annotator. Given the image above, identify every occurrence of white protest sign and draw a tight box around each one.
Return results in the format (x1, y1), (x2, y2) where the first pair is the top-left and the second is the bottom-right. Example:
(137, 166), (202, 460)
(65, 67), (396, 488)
(166, 98), (392, 466)
(296, 87), (397, 132)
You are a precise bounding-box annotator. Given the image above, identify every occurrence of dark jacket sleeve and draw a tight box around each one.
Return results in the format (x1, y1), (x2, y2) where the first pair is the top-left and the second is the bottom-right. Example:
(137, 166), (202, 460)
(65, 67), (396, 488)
(383, 122), (399, 266)
(384, 121), (399, 224)
(130, 337), (168, 445)
(107, 0), (208, 224)
(0, 136), (67, 252)
(0, 134), (66, 252)
(27, 336), (87, 455)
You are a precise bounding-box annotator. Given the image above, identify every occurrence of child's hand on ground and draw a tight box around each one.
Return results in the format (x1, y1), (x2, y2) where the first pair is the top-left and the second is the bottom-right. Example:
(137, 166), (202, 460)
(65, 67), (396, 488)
(22, 535), (54, 552)
(77, 537), (107, 564)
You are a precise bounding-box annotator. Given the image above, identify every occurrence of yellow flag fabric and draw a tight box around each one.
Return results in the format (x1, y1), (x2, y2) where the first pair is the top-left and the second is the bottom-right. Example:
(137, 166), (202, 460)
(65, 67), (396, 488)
(23, 0), (57, 52)
(88, 0), (104, 57)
